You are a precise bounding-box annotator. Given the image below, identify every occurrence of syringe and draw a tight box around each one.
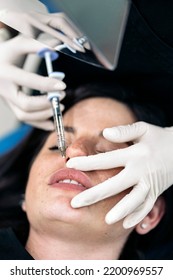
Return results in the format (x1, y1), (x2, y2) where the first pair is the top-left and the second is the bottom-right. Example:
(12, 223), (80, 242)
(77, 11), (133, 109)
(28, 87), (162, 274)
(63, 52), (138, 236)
(38, 48), (66, 157)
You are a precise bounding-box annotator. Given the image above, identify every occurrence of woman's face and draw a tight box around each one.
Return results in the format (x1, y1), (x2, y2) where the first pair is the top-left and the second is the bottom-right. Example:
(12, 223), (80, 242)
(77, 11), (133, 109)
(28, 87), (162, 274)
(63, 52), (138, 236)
(24, 97), (136, 240)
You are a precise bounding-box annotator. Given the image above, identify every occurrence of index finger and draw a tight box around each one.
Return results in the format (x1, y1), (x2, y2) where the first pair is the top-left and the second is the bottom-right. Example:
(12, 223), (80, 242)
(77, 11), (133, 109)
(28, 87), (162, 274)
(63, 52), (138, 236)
(66, 146), (135, 171)
(29, 13), (83, 51)
(48, 13), (80, 39)
(71, 168), (137, 208)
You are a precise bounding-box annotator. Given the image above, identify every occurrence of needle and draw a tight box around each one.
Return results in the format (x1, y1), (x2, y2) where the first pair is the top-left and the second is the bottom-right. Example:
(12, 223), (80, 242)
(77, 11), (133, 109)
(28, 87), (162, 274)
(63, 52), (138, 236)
(38, 48), (66, 157)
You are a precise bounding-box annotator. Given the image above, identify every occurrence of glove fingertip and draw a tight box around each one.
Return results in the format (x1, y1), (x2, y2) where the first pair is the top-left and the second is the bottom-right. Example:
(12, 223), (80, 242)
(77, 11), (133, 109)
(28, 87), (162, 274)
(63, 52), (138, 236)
(43, 122), (54, 131)
(123, 218), (137, 229)
(46, 126), (54, 131)
(30, 121), (54, 131)
(103, 128), (116, 138)
(105, 211), (120, 225)
(103, 127), (123, 142)
(105, 215), (114, 225)
(66, 159), (77, 168)
(71, 197), (82, 208)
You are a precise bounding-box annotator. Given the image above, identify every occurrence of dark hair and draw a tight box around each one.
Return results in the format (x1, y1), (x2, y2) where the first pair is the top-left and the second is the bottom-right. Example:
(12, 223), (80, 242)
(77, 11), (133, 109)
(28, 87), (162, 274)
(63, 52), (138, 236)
(0, 129), (49, 243)
(0, 81), (172, 257)
(63, 81), (167, 127)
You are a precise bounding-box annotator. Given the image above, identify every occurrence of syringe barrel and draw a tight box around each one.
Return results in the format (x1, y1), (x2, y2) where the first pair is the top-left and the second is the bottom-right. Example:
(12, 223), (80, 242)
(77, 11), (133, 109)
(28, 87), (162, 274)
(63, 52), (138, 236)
(51, 97), (66, 153)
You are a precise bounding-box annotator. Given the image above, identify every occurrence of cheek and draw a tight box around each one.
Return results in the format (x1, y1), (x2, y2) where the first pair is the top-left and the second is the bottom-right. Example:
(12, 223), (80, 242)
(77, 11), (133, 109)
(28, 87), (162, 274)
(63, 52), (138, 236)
(92, 167), (123, 186)
(27, 153), (64, 186)
(93, 190), (125, 216)
(26, 158), (48, 191)
(98, 189), (130, 214)
(89, 167), (130, 220)
(25, 155), (58, 202)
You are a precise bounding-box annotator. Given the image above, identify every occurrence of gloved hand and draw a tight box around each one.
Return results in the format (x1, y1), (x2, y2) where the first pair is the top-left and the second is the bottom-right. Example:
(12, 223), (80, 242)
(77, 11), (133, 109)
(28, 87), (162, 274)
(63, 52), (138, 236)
(67, 122), (173, 228)
(0, 0), (84, 52)
(0, 33), (66, 130)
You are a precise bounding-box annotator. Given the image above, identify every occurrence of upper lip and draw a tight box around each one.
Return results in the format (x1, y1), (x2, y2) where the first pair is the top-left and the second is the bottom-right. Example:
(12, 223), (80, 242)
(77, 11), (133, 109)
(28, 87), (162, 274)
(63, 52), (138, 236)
(48, 168), (92, 189)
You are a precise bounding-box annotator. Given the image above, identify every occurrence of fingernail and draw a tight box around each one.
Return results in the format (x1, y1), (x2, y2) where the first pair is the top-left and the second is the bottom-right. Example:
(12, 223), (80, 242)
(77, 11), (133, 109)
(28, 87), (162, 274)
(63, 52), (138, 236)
(105, 215), (115, 225)
(54, 81), (66, 90)
(103, 128), (112, 138)
(103, 128), (113, 134)
(71, 198), (80, 208)
(105, 212), (119, 225)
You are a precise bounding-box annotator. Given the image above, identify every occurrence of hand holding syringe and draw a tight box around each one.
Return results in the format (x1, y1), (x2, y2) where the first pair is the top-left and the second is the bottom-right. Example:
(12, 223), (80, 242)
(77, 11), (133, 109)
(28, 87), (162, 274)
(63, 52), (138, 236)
(38, 48), (66, 157)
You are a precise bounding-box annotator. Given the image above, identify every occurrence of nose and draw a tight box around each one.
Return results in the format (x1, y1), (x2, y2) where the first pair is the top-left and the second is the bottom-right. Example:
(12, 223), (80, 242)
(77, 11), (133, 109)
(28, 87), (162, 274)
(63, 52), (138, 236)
(66, 137), (94, 160)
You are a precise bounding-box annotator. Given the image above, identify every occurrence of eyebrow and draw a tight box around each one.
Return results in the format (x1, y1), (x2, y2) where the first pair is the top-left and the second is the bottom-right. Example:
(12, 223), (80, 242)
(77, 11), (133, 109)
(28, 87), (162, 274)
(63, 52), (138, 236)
(64, 125), (132, 149)
(64, 125), (104, 137)
(64, 126), (75, 134)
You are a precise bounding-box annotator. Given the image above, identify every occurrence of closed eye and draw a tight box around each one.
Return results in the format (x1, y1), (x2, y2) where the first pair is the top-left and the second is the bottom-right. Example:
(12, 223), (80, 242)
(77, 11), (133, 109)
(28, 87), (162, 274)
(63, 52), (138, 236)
(49, 146), (59, 151)
(49, 142), (69, 151)
(95, 149), (105, 154)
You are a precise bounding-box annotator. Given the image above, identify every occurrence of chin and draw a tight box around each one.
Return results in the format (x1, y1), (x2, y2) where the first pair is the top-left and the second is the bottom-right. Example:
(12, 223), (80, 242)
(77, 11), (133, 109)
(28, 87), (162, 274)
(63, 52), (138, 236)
(41, 195), (90, 225)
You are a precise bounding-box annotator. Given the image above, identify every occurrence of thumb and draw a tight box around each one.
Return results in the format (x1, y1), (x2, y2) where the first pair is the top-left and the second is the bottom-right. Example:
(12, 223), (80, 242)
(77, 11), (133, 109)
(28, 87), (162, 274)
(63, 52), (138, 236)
(103, 121), (148, 143)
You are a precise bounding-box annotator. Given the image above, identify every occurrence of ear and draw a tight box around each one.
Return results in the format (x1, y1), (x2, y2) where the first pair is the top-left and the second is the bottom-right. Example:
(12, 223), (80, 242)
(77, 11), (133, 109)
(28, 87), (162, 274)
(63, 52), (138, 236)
(135, 197), (165, 235)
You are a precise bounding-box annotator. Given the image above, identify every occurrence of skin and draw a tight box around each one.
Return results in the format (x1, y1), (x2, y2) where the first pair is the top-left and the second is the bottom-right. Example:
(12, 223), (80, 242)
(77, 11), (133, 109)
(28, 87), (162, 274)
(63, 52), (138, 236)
(23, 97), (165, 259)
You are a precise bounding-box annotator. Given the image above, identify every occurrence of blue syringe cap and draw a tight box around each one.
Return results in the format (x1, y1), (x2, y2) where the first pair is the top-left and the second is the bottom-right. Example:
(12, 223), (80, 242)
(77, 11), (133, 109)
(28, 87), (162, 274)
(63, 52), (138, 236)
(37, 48), (59, 61)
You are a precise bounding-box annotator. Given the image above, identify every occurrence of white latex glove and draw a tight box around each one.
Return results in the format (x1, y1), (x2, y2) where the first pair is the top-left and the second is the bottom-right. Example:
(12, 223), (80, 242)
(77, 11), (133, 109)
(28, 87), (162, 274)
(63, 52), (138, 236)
(67, 122), (173, 228)
(0, 0), (47, 13)
(0, 0), (84, 51)
(0, 33), (66, 130)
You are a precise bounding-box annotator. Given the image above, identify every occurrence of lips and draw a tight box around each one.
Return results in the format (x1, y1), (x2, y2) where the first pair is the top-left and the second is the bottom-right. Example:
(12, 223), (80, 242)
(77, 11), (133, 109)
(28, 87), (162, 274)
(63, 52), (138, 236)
(48, 168), (92, 191)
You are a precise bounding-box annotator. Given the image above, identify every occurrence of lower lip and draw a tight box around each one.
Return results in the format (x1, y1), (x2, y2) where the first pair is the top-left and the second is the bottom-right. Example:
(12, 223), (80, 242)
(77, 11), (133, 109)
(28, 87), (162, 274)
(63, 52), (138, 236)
(51, 182), (86, 192)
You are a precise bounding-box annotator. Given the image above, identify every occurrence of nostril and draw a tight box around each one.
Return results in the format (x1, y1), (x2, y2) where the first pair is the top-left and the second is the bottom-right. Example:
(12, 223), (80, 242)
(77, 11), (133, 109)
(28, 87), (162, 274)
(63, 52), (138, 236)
(65, 157), (70, 163)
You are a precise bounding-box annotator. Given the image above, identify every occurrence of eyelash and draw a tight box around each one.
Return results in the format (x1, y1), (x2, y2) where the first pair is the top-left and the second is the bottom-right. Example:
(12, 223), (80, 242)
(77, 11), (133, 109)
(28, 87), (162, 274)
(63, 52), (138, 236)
(49, 146), (117, 154)
(95, 150), (103, 154)
(49, 146), (59, 151)
(49, 142), (69, 152)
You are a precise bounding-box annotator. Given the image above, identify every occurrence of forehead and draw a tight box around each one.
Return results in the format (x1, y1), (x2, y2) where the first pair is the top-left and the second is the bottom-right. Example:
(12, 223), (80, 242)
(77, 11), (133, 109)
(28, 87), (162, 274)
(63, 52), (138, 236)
(63, 97), (136, 127)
